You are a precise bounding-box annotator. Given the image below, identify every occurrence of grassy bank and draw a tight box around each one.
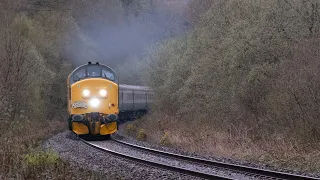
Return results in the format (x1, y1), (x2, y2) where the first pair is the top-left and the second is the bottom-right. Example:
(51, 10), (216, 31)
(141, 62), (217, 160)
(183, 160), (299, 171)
(0, 119), (106, 180)
(125, 116), (320, 173)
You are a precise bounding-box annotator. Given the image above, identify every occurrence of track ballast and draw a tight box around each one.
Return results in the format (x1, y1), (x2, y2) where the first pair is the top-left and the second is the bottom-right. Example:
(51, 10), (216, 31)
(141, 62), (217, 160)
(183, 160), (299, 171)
(80, 137), (319, 180)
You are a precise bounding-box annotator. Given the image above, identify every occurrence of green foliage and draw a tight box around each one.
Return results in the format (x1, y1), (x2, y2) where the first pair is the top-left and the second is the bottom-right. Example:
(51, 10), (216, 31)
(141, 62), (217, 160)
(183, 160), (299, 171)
(142, 0), (320, 143)
(125, 124), (137, 135)
(0, 2), (74, 122)
(0, 0), (182, 179)
(137, 128), (147, 141)
(160, 131), (171, 146)
(24, 150), (60, 167)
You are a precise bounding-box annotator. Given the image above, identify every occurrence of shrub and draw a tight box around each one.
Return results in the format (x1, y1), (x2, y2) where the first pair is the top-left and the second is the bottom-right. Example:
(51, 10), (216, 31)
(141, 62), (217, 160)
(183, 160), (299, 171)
(137, 128), (147, 141)
(160, 131), (171, 146)
(24, 150), (60, 167)
(125, 124), (136, 135)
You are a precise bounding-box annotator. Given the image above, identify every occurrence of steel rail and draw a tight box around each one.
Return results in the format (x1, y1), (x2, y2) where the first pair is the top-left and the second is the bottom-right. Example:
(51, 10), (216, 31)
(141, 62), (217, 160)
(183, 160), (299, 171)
(112, 138), (319, 180)
(80, 138), (232, 180)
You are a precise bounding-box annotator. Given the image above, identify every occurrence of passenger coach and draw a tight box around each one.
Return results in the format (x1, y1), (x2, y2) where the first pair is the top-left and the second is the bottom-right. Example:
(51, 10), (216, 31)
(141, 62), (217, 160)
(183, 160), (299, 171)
(119, 84), (153, 122)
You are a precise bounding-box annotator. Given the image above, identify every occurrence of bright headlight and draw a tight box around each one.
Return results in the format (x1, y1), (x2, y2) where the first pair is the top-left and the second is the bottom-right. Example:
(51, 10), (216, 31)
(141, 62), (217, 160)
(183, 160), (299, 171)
(82, 89), (90, 98)
(89, 98), (100, 108)
(99, 89), (107, 97)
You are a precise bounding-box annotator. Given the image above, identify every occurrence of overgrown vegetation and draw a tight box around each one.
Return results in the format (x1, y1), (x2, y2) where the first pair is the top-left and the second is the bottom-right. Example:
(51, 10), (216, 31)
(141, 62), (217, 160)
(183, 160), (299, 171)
(24, 150), (60, 167)
(0, 0), (187, 178)
(135, 0), (320, 173)
(125, 124), (137, 136)
(160, 131), (170, 146)
(0, 0), (98, 179)
(136, 128), (147, 141)
(2, 0), (319, 177)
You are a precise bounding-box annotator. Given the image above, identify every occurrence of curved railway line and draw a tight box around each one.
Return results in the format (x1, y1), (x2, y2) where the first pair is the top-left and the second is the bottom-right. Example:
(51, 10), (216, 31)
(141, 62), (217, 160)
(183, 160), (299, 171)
(80, 138), (319, 180)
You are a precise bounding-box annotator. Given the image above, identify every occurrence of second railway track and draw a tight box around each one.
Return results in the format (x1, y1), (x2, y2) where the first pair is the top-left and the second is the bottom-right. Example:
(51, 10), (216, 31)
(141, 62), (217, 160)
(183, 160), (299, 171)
(80, 137), (318, 180)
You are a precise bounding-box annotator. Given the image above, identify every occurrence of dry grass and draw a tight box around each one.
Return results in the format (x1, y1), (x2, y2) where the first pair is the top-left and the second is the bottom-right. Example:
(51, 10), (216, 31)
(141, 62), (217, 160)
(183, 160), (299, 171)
(125, 124), (137, 136)
(136, 128), (147, 141)
(130, 113), (320, 173)
(0, 119), (104, 180)
(160, 131), (171, 146)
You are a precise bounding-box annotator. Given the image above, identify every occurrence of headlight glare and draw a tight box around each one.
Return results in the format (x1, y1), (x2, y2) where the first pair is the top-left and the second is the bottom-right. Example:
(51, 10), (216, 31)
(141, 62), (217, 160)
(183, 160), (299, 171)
(82, 89), (90, 98)
(89, 98), (100, 108)
(99, 89), (107, 97)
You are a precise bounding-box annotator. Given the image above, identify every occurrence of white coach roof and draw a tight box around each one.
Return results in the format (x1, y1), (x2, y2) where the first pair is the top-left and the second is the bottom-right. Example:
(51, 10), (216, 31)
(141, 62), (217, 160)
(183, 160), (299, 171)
(119, 84), (152, 91)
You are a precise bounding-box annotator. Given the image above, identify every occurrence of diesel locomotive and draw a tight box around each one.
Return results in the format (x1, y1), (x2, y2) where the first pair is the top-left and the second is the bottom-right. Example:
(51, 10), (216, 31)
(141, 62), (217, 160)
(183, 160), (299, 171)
(67, 62), (153, 137)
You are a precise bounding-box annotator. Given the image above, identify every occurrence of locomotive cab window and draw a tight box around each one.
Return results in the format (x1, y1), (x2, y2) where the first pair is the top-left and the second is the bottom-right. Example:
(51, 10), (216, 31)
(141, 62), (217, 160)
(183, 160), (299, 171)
(69, 64), (117, 84)
(87, 66), (100, 77)
(102, 69), (115, 80)
(73, 68), (86, 82)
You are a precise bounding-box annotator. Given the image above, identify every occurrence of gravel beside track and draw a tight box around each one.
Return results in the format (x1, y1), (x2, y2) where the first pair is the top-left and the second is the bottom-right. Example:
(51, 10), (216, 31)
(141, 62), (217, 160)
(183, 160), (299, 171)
(115, 127), (320, 179)
(43, 131), (320, 180)
(89, 140), (252, 179)
(43, 131), (199, 180)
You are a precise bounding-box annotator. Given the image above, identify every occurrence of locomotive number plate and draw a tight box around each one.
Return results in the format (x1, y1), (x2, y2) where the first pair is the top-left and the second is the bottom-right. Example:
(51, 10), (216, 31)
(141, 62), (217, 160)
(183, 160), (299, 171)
(72, 101), (88, 109)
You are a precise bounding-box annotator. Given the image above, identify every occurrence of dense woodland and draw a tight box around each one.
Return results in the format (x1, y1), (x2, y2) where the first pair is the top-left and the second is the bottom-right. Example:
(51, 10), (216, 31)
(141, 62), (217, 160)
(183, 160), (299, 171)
(137, 0), (320, 172)
(0, 0), (319, 179)
(0, 0), (188, 179)
(144, 0), (320, 144)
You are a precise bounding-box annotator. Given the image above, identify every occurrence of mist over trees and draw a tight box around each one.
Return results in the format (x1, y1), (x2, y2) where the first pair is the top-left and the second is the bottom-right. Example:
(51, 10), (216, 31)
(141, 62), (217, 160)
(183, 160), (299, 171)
(2, 0), (319, 146)
(65, 0), (189, 83)
(143, 0), (320, 145)
(1, 0), (320, 177)
(0, 0), (189, 126)
(123, 0), (320, 172)
(0, 0), (191, 178)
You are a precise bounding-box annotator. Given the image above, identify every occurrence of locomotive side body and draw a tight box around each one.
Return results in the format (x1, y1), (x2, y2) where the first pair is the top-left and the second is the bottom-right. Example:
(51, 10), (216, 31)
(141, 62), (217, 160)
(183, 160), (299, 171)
(67, 63), (119, 136)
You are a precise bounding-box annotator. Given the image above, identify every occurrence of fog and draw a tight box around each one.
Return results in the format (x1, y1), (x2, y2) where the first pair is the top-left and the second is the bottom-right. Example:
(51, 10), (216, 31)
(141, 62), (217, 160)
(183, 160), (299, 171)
(66, 0), (190, 69)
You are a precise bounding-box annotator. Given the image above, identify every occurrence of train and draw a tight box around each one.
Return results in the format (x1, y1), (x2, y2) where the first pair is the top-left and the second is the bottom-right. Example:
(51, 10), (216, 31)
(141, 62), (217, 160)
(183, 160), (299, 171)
(119, 84), (153, 122)
(67, 62), (153, 137)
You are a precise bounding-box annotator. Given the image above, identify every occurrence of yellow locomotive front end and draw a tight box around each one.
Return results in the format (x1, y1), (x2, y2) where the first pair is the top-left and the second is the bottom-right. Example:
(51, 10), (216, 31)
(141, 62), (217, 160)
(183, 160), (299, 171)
(67, 62), (119, 136)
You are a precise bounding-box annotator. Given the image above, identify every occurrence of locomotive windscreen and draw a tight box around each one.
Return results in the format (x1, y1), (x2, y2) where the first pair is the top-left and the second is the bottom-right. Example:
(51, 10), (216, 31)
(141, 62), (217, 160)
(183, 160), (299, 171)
(70, 64), (117, 84)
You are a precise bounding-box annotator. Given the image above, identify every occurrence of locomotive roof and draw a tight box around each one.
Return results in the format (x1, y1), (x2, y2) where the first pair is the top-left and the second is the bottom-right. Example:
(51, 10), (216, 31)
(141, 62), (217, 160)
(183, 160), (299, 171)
(119, 84), (152, 91)
(68, 62), (119, 84)
(70, 62), (117, 77)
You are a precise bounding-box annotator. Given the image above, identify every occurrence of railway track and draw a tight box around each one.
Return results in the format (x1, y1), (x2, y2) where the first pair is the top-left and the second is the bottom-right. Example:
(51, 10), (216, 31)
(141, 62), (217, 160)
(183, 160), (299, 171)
(80, 138), (319, 180)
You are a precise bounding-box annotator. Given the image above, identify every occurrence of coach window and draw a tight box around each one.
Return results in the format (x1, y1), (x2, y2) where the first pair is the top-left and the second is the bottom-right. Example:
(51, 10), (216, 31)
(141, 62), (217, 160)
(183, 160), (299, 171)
(127, 93), (133, 101)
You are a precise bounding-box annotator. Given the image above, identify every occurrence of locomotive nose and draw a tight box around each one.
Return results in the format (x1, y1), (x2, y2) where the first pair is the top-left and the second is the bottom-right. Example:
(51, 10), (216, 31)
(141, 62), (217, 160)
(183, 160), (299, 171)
(88, 98), (100, 108)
